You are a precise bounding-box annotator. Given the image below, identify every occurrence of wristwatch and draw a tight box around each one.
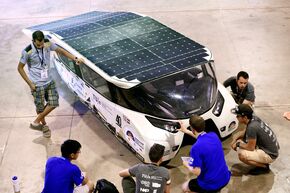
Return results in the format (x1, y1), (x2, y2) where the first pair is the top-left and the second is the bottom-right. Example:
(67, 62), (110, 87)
(236, 142), (241, 148)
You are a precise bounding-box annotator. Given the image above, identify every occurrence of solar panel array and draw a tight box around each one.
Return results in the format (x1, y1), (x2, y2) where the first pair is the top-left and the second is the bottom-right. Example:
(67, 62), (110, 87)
(28, 11), (209, 83)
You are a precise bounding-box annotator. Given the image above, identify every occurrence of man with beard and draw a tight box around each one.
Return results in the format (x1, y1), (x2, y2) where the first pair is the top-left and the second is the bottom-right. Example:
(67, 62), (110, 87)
(224, 71), (255, 106)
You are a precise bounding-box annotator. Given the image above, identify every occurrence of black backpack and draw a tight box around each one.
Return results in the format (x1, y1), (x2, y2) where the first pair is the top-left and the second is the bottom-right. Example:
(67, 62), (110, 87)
(94, 178), (119, 193)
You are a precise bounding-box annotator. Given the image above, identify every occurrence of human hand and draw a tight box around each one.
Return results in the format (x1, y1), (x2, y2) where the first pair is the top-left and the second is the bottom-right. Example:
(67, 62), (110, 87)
(177, 121), (187, 133)
(182, 160), (189, 167)
(232, 140), (243, 151)
(231, 142), (238, 151)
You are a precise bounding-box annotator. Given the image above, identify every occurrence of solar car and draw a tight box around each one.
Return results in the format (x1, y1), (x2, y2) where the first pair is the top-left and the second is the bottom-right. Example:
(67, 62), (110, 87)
(23, 11), (238, 163)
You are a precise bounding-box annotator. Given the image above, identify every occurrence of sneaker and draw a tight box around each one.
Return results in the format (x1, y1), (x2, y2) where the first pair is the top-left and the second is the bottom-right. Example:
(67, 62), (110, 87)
(42, 125), (51, 138)
(249, 164), (270, 175)
(30, 122), (43, 131)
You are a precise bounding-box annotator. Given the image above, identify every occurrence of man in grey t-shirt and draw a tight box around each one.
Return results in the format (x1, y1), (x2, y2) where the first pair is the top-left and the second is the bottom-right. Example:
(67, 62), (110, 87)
(119, 144), (171, 193)
(231, 104), (279, 175)
(224, 71), (255, 106)
(18, 30), (84, 137)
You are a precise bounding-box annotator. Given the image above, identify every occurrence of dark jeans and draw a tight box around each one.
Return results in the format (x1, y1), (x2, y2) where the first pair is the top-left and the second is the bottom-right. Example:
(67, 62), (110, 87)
(122, 176), (136, 193)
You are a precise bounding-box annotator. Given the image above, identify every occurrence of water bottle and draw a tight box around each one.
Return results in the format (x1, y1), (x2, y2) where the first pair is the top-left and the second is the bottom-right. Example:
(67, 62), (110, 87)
(12, 176), (20, 193)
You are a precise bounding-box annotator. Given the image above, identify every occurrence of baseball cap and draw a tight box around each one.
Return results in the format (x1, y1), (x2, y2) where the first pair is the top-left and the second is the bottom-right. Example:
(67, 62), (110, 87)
(231, 104), (253, 116)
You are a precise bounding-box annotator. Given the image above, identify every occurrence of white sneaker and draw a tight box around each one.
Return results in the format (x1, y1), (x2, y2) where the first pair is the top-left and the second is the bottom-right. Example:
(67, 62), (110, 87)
(42, 125), (51, 138)
(30, 122), (43, 131)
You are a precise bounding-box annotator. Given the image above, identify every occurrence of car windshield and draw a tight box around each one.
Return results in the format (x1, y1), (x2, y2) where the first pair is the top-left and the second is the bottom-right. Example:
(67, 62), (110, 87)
(120, 62), (218, 119)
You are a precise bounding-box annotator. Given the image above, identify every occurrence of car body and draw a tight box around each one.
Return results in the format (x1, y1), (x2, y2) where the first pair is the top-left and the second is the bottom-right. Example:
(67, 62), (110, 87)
(23, 11), (237, 163)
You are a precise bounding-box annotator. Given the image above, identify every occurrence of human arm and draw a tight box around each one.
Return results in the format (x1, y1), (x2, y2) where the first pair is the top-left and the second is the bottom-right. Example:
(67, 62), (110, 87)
(80, 173), (94, 192)
(243, 99), (254, 106)
(164, 183), (170, 193)
(119, 168), (131, 177)
(230, 129), (246, 150)
(81, 175), (90, 185)
(55, 47), (84, 65)
(178, 122), (196, 138)
(235, 138), (256, 151)
(183, 160), (201, 176)
(223, 76), (235, 88)
(233, 123), (257, 151)
(17, 62), (35, 91)
(243, 83), (255, 105)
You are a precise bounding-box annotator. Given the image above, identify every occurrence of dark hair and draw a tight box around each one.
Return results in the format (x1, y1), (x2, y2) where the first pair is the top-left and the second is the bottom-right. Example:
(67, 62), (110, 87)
(61, 139), (81, 158)
(189, 115), (205, 133)
(242, 113), (252, 119)
(149, 143), (165, 163)
(32, 30), (44, 41)
(126, 130), (135, 141)
(232, 104), (253, 119)
(237, 71), (249, 80)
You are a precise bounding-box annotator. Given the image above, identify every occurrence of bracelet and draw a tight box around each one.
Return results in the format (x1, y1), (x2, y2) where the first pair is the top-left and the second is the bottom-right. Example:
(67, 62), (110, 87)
(236, 142), (241, 148)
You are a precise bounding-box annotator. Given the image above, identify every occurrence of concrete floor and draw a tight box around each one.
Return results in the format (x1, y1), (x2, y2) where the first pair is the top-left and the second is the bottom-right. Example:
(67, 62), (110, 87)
(0, 0), (290, 192)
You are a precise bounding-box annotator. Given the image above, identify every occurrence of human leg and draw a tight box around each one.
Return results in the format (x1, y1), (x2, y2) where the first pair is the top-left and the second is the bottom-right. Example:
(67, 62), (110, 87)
(34, 81), (59, 123)
(183, 178), (224, 193)
(184, 178), (206, 193)
(122, 176), (136, 193)
(182, 179), (194, 193)
(30, 86), (46, 130)
(73, 182), (94, 193)
(238, 149), (273, 166)
(238, 149), (273, 175)
(33, 105), (55, 124)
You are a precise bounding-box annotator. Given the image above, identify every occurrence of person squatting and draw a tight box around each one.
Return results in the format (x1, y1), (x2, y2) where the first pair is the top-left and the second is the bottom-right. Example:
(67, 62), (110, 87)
(19, 31), (279, 193)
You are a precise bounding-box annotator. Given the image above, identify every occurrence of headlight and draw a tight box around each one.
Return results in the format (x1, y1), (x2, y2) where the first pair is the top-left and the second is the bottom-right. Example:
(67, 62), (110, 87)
(145, 116), (180, 133)
(212, 91), (224, 117)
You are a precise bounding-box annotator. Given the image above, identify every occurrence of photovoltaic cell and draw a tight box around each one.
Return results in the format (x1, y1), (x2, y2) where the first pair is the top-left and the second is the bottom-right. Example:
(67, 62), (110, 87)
(126, 64), (177, 82)
(96, 12), (141, 27)
(54, 23), (103, 39)
(26, 11), (209, 84)
(81, 39), (144, 63)
(95, 49), (162, 76)
(131, 28), (182, 47)
(64, 28), (126, 52)
(114, 17), (166, 38)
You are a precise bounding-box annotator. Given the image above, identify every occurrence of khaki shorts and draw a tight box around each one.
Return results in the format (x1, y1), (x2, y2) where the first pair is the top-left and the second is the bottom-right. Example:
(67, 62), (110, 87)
(238, 148), (274, 164)
(73, 184), (89, 193)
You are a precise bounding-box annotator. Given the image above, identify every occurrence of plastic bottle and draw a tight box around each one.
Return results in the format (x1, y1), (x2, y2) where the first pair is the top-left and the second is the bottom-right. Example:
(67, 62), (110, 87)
(12, 176), (20, 193)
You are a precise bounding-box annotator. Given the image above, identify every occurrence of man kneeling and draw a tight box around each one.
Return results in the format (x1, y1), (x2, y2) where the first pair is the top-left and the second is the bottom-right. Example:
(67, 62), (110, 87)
(42, 139), (94, 193)
(119, 143), (171, 193)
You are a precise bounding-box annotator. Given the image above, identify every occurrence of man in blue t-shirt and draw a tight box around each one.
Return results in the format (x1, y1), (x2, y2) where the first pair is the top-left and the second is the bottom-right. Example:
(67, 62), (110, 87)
(179, 115), (231, 193)
(42, 139), (94, 193)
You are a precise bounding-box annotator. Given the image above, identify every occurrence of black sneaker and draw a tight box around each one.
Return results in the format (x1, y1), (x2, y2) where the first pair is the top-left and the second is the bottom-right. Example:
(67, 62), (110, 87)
(249, 164), (270, 175)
